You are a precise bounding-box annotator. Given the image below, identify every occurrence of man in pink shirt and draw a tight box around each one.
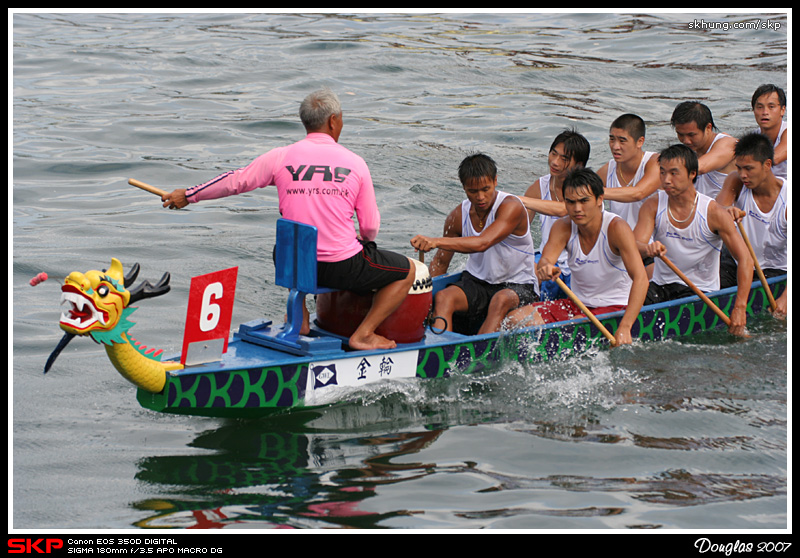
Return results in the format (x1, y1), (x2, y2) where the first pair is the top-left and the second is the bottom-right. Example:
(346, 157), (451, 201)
(161, 89), (414, 350)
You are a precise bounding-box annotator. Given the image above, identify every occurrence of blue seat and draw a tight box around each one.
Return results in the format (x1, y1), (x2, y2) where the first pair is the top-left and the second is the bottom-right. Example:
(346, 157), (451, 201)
(236, 219), (344, 355)
(274, 218), (337, 344)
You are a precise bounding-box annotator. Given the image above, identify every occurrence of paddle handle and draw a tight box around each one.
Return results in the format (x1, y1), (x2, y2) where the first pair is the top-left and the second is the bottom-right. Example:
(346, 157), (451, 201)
(736, 220), (778, 312)
(555, 276), (617, 346)
(128, 178), (168, 198)
(659, 254), (731, 326)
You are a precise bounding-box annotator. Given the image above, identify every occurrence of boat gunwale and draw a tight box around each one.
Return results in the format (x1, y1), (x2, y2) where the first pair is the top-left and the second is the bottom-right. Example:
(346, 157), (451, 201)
(163, 273), (786, 378)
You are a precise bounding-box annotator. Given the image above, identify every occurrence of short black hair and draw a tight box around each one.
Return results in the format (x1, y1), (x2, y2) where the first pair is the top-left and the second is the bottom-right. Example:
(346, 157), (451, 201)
(549, 128), (591, 167)
(734, 132), (775, 164)
(610, 113), (646, 141)
(658, 144), (699, 182)
(751, 84), (786, 109)
(458, 152), (497, 186)
(671, 101), (716, 131)
(562, 167), (604, 199)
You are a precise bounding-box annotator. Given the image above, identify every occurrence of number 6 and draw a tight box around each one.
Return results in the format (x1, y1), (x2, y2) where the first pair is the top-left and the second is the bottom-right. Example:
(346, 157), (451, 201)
(199, 282), (223, 332)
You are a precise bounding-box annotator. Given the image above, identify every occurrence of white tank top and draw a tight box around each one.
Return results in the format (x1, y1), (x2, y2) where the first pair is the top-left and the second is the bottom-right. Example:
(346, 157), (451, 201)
(753, 121), (788, 180)
(606, 151), (656, 230)
(694, 133), (733, 197)
(536, 174), (569, 272)
(762, 203), (787, 272)
(566, 211), (632, 308)
(736, 178), (787, 271)
(463, 191), (537, 288)
(652, 190), (722, 292)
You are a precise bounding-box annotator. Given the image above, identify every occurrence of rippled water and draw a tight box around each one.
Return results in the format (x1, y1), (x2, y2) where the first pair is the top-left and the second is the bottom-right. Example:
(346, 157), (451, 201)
(12, 11), (789, 531)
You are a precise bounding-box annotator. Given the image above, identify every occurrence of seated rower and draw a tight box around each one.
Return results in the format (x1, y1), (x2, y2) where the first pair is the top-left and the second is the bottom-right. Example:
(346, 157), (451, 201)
(750, 83), (787, 180)
(670, 101), (737, 198)
(517, 128), (591, 300)
(716, 132), (787, 317)
(597, 114), (660, 229)
(410, 153), (538, 335)
(597, 113), (661, 279)
(633, 144), (753, 336)
(506, 168), (648, 346)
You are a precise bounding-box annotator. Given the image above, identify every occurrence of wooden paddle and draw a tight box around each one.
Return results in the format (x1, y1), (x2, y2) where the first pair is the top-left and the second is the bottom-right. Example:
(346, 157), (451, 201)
(554, 276), (617, 347)
(128, 178), (168, 198)
(736, 220), (778, 312)
(658, 254), (731, 326)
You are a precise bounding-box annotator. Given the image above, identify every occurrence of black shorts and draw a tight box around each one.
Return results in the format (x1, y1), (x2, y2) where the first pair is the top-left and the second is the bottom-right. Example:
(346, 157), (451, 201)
(448, 270), (538, 334)
(644, 281), (695, 305)
(317, 240), (411, 293)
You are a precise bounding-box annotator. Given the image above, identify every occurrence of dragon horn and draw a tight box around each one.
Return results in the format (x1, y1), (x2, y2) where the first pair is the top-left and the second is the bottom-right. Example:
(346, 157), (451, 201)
(124, 262), (140, 288)
(128, 272), (171, 304)
(102, 261), (139, 286)
(44, 332), (76, 374)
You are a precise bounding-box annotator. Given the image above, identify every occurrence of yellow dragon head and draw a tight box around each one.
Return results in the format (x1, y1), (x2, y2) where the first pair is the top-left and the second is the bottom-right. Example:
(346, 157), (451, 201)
(59, 257), (132, 339)
(45, 258), (171, 374)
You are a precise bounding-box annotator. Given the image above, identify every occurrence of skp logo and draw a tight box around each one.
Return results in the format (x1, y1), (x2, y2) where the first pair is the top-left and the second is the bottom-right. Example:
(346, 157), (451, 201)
(8, 539), (64, 554)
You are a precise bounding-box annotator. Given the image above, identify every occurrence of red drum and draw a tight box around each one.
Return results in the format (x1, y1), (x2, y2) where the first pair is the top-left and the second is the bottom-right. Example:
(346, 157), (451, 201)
(315, 260), (432, 344)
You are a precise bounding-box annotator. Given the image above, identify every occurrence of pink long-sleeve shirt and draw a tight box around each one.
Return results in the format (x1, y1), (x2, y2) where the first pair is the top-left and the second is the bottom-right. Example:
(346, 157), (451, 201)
(185, 133), (381, 263)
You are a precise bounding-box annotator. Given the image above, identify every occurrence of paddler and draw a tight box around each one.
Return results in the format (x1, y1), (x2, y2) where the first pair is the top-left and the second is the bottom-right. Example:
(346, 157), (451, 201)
(716, 132), (787, 317)
(597, 114), (661, 228)
(750, 84), (787, 180)
(516, 128), (591, 301)
(633, 144), (753, 336)
(505, 168), (648, 346)
(160, 88), (415, 351)
(410, 153), (539, 335)
(670, 101), (737, 198)
(595, 113), (661, 279)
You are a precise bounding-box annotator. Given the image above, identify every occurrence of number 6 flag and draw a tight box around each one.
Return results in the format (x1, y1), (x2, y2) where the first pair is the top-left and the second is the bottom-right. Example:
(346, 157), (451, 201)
(181, 267), (238, 366)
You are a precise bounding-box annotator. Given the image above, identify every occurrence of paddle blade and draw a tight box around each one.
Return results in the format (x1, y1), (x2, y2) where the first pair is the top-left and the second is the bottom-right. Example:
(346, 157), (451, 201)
(44, 332), (76, 374)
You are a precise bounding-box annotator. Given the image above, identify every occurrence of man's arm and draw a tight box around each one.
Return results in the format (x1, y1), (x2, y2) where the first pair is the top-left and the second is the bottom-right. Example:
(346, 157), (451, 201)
(773, 127), (787, 165)
(521, 179), (543, 222)
(535, 217), (571, 283)
(520, 178), (568, 220)
(411, 197), (528, 255)
(602, 156), (661, 203)
(161, 149), (282, 209)
(714, 171), (746, 222)
(771, 207), (788, 318)
(412, 205), (462, 277)
(632, 195), (664, 258)
(708, 200), (753, 336)
(608, 217), (648, 345)
(697, 134), (737, 175)
(517, 195), (567, 218)
(352, 164), (380, 242)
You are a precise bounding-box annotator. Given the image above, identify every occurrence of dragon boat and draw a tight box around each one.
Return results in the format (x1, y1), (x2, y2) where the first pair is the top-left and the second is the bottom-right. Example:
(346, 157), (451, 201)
(45, 219), (787, 419)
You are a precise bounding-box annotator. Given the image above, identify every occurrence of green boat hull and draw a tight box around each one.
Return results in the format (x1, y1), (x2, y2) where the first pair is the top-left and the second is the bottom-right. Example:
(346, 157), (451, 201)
(136, 275), (786, 419)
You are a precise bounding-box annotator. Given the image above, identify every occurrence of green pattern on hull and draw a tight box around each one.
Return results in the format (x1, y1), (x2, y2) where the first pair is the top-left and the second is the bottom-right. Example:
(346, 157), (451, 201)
(138, 277), (785, 418)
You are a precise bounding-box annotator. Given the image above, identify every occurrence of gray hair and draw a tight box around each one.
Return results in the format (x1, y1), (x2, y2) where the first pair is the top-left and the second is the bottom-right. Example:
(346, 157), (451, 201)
(299, 89), (342, 131)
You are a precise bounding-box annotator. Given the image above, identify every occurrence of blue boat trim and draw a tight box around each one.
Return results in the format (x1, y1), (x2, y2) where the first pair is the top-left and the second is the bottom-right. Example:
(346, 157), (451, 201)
(139, 272), (785, 419)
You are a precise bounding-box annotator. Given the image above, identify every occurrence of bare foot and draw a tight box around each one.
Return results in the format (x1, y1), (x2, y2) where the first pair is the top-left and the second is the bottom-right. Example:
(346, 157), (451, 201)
(348, 332), (397, 351)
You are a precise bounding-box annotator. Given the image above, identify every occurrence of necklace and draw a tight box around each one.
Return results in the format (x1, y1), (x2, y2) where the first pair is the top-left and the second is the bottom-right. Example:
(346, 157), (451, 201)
(668, 193), (699, 224)
(616, 152), (643, 188)
(616, 165), (634, 188)
(550, 182), (561, 202)
(475, 207), (490, 228)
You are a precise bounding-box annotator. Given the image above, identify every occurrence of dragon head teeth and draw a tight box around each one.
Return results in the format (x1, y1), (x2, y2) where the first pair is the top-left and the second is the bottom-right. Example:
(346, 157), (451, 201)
(59, 290), (104, 330)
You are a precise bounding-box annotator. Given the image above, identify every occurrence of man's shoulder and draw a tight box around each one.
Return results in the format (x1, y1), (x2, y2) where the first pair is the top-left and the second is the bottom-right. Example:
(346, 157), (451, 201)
(496, 191), (528, 215)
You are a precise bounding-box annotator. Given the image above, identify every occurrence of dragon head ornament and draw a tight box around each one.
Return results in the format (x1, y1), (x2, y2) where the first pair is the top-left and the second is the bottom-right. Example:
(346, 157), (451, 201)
(45, 258), (178, 393)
